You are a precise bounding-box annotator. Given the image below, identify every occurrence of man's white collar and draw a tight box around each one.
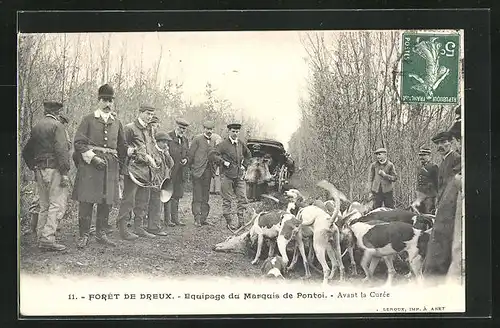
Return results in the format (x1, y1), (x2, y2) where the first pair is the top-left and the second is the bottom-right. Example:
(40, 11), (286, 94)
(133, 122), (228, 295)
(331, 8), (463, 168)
(94, 109), (115, 121)
(138, 117), (147, 128)
(443, 150), (453, 159)
(45, 114), (59, 121)
(229, 136), (238, 144)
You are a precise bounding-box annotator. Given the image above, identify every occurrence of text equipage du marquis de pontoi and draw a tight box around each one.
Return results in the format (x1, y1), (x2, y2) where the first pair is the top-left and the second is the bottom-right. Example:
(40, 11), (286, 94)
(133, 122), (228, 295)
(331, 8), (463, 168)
(83, 291), (391, 301)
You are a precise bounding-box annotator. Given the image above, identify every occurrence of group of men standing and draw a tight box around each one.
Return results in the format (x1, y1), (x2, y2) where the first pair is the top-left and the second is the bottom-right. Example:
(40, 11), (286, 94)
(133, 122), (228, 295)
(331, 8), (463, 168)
(365, 105), (463, 281)
(366, 108), (461, 217)
(22, 83), (252, 251)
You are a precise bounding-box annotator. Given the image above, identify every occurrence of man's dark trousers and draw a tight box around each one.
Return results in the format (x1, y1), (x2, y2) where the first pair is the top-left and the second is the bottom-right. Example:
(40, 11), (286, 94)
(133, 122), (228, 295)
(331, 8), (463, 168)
(192, 166), (212, 224)
(373, 186), (395, 209)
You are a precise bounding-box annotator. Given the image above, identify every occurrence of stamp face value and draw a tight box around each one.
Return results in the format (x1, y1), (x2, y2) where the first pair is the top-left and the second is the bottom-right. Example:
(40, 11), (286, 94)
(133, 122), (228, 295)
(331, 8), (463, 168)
(401, 33), (460, 104)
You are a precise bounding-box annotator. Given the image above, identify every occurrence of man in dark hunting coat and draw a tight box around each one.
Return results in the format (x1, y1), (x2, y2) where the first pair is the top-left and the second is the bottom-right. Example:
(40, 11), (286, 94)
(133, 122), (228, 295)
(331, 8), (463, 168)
(22, 101), (71, 251)
(116, 104), (159, 241)
(367, 148), (398, 209)
(424, 105), (463, 283)
(210, 122), (251, 231)
(72, 84), (128, 248)
(164, 118), (191, 226)
(412, 146), (439, 214)
(188, 120), (218, 227)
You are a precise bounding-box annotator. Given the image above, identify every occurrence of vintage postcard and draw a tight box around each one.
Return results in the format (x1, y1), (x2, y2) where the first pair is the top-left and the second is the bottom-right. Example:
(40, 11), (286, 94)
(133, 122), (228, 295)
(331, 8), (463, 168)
(18, 28), (465, 316)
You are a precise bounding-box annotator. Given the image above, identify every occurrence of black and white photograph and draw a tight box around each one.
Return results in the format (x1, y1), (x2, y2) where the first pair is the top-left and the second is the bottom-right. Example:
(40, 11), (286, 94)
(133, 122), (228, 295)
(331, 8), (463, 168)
(18, 28), (465, 315)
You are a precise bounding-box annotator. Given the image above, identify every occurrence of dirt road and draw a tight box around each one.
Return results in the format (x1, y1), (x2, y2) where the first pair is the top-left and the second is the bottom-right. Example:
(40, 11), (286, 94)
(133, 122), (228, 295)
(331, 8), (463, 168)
(19, 192), (273, 278)
(20, 187), (412, 286)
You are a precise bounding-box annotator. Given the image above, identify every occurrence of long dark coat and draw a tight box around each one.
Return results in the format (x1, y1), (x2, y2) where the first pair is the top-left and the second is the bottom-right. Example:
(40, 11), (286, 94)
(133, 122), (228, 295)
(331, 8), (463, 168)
(167, 130), (190, 199)
(71, 111), (127, 205)
(423, 172), (461, 277)
(437, 150), (461, 202)
(416, 161), (439, 197)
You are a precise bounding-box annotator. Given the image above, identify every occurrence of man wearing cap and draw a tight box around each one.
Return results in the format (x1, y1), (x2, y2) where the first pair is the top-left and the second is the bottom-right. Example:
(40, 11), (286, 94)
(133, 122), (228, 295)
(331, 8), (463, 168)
(424, 106), (463, 282)
(27, 113), (73, 238)
(412, 146), (439, 214)
(72, 84), (128, 248)
(210, 123), (251, 231)
(143, 131), (175, 235)
(367, 148), (398, 209)
(431, 131), (461, 203)
(22, 100), (71, 251)
(188, 121), (218, 227)
(164, 118), (190, 226)
(116, 104), (160, 240)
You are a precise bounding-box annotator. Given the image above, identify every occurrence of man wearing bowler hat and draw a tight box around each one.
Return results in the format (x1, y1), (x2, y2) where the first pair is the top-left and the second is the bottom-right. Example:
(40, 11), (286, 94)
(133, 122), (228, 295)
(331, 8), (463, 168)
(22, 100), (71, 251)
(188, 120), (218, 227)
(366, 147), (398, 209)
(210, 122), (251, 231)
(117, 104), (159, 241)
(72, 84), (128, 248)
(412, 146), (439, 214)
(424, 106), (463, 281)
(164, 118), (191, 226)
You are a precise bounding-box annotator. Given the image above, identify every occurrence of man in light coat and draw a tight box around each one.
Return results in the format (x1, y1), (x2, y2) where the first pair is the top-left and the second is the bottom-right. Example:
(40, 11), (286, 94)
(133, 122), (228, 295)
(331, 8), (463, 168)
(367, 148), (398, 209)
(22, 101), (71, 251)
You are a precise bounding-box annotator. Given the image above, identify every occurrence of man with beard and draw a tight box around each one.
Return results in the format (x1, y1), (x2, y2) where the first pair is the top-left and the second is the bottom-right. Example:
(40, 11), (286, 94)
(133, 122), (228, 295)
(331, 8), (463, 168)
(72, 84), (128, 248)
(188, 121), (218, 227)
(22, 101), (71, 251)
(412, 146), (439, 214)
(367, 148), (398, 209)
(210, 122), (251, 231)
(164, 118), (190, 226)
(117, 104), (159, 241)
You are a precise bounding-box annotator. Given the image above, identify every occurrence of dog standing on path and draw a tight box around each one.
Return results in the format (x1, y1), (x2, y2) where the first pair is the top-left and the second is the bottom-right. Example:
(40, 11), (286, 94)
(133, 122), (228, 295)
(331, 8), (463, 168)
(277, 184), (343, 285)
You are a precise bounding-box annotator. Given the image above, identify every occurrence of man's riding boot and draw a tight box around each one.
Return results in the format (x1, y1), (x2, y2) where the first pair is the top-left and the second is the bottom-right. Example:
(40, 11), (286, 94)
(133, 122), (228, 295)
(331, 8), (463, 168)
(164, 203), (176, 227)
(103, 215), (114, 234)
(134, 218), (156, 238)
(194, 215), (202, 227)
(39, 240), (67, 251)
(118, 219), (139, 241)
(96, 230), (117, 247)
(77, 216), (92, 249)
(95, 216), (117, 247)
(170, 199), (185, 226)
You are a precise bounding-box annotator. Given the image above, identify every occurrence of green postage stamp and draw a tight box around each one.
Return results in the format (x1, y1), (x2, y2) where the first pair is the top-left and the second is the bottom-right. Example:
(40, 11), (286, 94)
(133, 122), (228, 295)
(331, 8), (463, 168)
(401, 32), (460, 104)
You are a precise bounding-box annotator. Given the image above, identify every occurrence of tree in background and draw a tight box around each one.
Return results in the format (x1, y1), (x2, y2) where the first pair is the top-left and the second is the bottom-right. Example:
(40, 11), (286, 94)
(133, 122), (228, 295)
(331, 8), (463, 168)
(289, 31), (457, 205)
(17, 33), (266, 198)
